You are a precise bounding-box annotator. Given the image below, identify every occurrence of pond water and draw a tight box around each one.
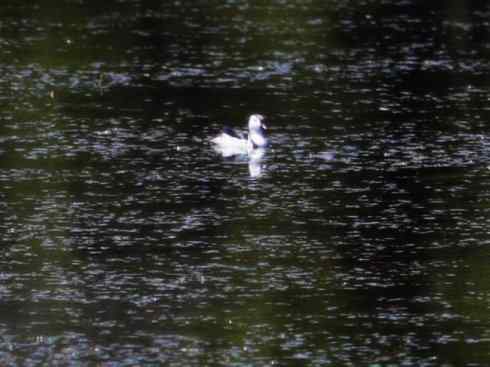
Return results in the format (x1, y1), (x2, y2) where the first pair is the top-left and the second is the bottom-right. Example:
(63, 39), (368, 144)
(1, 0), (490, 365)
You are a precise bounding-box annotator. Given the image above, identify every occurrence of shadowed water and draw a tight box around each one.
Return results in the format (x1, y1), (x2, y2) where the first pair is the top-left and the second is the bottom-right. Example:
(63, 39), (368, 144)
(1, 0), (490, 366)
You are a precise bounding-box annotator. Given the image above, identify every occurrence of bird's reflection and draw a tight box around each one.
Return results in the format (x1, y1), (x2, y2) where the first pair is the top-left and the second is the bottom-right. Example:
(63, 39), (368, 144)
(248, 148), (266, 178)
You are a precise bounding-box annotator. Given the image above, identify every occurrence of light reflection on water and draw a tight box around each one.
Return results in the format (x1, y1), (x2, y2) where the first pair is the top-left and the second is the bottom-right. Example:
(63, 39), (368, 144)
(2, 0), (490, 366)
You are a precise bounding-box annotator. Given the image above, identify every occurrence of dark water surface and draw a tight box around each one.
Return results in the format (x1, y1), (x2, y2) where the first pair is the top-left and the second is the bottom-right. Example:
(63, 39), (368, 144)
(1, 0), (490, 365)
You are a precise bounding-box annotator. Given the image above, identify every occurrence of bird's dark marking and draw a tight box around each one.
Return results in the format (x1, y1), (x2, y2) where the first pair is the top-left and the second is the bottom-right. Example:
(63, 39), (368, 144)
(223, 126), (245, 139)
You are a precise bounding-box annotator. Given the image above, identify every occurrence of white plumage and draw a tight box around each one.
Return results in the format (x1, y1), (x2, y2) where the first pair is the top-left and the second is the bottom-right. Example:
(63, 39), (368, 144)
(211, 114), (268, 157)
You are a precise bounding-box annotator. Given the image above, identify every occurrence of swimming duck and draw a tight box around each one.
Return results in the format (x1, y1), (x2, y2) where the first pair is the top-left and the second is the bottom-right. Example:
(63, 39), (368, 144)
(211, 114), (268, 157)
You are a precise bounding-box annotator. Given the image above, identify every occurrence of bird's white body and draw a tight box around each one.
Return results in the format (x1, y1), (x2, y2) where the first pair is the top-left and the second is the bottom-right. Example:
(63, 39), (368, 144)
(211, 114), (268, 157)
